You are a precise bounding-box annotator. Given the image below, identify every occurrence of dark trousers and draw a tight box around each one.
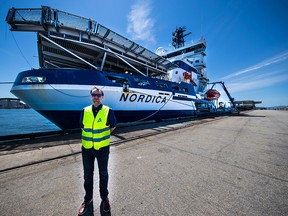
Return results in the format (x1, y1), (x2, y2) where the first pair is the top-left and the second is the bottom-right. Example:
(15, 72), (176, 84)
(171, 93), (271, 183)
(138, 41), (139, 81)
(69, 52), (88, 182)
(82, 145), (110, 202)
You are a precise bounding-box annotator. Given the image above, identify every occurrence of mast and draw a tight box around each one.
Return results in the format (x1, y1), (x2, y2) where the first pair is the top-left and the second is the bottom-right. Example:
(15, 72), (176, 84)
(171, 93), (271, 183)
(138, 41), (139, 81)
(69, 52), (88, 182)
(172, 26), (191, 49)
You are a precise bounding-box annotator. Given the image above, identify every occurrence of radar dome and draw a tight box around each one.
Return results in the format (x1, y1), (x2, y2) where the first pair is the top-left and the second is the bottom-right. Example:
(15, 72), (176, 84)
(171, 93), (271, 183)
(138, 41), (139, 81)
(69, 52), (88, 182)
(155, 47), (167, 55)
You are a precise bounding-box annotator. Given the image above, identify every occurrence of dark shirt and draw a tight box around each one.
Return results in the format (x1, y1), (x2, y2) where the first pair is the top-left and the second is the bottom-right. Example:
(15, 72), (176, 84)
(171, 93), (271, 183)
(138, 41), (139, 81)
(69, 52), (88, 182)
(80, 104), (117, 129)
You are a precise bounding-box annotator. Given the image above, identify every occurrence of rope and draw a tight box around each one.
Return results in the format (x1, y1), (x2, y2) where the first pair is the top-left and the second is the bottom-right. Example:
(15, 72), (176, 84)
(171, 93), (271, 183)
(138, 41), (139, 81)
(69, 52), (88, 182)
(0, 82), (14, 85)
(129, 91), (173, 123)
(47, 84), (196, 123)
(48, 84), (91, 98)
(11, 32), (32, 68)
(116, 88), (196, 123)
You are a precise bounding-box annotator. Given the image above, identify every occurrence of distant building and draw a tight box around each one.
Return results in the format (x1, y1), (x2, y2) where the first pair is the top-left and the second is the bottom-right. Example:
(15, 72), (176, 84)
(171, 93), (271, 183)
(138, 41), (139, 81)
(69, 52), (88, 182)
(0, 98), (29, 108)
(235, 100), (262, 111)
(272, 106), (288, 111)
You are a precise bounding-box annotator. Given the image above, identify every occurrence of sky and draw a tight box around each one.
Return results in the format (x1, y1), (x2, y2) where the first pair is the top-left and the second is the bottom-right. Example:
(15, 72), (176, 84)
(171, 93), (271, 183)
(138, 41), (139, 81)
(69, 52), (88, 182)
(0, 0), (287, 107)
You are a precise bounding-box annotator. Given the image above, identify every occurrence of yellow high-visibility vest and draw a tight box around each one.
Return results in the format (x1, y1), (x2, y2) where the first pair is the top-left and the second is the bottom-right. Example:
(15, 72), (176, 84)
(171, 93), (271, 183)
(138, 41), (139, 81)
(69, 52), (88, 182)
(81, 105), (110, 150)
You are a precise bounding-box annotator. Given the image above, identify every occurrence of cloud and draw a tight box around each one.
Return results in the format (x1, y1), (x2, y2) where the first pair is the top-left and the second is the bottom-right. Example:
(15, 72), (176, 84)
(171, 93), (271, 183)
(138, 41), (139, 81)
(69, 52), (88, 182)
(127, 0), (155, 43)
(226, 70), (288, 93)
(222, 50), (288, 80)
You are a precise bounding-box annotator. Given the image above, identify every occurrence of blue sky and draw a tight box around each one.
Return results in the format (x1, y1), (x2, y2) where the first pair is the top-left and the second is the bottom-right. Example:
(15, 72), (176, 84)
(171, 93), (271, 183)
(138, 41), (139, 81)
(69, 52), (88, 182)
(0, 0), (287, 107)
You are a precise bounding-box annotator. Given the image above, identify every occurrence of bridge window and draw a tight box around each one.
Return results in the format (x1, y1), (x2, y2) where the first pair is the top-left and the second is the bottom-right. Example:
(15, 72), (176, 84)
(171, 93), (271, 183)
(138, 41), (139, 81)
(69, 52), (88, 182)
(134, 78), (150, 86)
(106, 75), (129, 85)
(22, 76), (46, 83)
(156, 81), (168, 89)
(172, 85), (180, 91)
(183, 88), (189, 93)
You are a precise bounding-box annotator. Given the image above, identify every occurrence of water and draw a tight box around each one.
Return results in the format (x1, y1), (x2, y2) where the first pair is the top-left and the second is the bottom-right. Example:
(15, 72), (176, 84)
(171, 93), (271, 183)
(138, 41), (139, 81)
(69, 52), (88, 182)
(0, 109), (60, 136)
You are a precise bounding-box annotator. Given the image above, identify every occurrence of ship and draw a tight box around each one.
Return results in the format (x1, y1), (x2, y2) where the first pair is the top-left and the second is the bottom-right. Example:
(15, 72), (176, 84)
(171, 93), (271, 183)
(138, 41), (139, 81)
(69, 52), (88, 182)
(5, 6), (236, 130)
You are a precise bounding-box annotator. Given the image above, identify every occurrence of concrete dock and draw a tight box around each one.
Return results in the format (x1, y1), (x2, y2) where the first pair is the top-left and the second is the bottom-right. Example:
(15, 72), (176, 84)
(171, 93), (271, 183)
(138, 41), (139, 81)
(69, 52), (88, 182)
(0, 110), (288, 215)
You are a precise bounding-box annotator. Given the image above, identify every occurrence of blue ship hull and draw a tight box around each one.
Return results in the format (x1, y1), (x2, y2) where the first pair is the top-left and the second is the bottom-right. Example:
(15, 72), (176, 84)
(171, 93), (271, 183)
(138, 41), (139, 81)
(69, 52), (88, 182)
(11, 69), (204, 129)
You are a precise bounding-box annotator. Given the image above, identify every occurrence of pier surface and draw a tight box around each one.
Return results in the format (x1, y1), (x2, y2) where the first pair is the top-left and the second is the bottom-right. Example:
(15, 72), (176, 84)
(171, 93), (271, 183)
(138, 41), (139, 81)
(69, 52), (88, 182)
(1, 110), (288, 215)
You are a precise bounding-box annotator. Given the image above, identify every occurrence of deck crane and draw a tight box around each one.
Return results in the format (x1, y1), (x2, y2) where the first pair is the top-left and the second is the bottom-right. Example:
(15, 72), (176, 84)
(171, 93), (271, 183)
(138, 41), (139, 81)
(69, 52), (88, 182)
(208, 81), (237, 111)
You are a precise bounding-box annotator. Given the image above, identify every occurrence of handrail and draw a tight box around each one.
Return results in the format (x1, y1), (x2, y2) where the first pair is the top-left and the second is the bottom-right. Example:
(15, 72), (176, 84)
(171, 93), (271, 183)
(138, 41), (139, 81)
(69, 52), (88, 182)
(6, 6), (174, 72)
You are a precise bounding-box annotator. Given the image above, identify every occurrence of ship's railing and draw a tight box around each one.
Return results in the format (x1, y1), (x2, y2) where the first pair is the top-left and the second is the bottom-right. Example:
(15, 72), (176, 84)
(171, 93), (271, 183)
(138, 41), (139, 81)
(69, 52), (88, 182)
(6, 6), (172, 71)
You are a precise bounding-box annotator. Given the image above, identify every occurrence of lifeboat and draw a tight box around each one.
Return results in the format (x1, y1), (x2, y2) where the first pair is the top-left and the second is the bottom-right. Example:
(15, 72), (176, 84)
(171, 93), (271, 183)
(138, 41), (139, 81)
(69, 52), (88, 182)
(205, 89), (221, 100)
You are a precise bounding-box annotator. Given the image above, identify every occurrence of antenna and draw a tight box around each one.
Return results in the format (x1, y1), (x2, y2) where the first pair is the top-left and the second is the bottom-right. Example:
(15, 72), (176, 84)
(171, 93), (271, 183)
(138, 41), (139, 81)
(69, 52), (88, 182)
(172, 26), (191, 49)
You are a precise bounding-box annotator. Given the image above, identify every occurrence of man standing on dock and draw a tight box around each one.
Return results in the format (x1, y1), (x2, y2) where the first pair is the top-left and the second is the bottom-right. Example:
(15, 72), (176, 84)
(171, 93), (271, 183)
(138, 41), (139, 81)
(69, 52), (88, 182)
(78, 86), (116, 216)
